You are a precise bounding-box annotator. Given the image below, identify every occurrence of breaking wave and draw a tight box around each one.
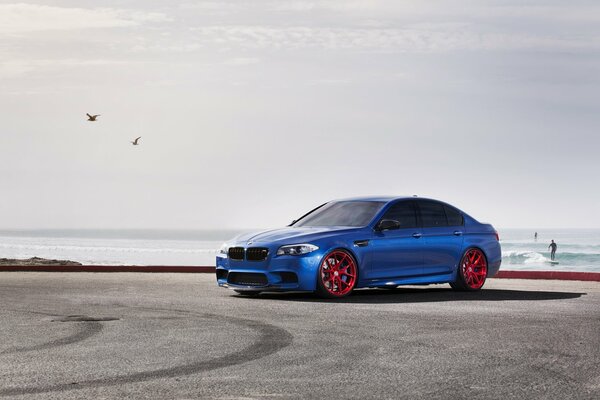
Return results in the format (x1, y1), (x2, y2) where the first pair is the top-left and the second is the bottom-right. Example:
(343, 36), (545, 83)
(0, 242), (218, 254)
(502, 250), (600, 266)
(0, 237), (221, 266)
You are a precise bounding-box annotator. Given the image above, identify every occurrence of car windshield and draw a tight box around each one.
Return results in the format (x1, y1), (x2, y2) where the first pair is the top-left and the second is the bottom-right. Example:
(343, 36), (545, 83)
(293, 201), (385, 227)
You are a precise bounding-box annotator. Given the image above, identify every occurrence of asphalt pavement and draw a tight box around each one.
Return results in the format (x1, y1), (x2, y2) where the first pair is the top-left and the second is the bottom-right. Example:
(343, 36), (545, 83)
(0, 272), (598, 399)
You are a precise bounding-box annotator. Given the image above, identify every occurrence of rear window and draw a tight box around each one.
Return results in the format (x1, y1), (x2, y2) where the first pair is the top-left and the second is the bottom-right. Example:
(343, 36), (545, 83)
(294, 201), (385, 227)
(418, 201), (448, 227)
(444, 205), (464, 226)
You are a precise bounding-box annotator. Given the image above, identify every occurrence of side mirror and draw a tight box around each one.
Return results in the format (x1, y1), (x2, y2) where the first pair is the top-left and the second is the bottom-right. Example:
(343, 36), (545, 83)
(376, 219), (401, 231)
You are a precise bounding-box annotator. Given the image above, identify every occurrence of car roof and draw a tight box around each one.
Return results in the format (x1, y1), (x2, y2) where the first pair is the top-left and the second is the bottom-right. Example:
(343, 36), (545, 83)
(333, 196), (453, 204)
(334, 196), (415, 202)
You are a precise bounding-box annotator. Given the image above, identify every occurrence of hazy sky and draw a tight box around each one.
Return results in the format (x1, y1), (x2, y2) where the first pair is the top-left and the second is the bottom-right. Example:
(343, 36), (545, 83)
(1, 0), (599, 230)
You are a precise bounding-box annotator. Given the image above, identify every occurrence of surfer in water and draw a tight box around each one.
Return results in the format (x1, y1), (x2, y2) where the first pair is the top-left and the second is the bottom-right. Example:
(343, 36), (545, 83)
(548, 240), (557, 261)
(534, 232), (538, 241)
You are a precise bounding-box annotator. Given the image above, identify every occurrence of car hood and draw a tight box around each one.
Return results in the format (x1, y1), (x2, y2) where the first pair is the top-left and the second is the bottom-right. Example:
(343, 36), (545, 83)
(232, 226), (357, 245)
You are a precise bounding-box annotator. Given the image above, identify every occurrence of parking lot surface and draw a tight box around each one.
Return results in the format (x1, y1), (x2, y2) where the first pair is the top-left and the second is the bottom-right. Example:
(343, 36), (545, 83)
(1, 272), (599, 399)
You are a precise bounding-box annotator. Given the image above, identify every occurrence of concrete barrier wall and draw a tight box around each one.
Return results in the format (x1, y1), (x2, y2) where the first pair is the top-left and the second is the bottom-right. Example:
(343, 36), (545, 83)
(494, 270), (600, 282)
(0, 265), (214, 273)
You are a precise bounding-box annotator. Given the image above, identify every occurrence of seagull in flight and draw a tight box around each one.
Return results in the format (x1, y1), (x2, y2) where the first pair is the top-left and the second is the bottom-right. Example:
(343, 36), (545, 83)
(86, 113), (100, 121)
(131, 136), (141, 146)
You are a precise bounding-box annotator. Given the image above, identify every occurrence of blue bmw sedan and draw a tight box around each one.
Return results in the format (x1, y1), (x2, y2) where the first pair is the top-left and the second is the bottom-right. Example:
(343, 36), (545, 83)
(216, 197), (501, 298)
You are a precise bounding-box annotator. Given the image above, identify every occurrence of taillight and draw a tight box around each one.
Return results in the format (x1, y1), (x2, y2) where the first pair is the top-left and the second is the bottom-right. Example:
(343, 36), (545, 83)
(494, 231), (500, 241)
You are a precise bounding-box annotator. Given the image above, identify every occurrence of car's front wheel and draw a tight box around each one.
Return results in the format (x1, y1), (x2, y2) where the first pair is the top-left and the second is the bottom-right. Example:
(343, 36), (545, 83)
(451, 248), (488, 291)
(316, 249), (357, 298)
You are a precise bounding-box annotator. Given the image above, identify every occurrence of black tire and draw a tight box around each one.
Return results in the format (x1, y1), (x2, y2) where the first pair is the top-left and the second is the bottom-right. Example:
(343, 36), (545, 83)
(451, 248), (488, 291)
(315, 249), (358, 299)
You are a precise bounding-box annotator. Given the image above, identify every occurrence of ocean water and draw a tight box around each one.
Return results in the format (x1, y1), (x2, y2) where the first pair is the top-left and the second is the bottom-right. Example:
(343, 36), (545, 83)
(0, 228), (599, 271)
(0, 230), (237, 266)
(499, 229), (600, 272)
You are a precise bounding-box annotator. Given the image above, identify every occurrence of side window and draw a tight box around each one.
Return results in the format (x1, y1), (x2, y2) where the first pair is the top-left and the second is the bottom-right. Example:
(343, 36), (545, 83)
(380, 202), (417, 228)
(418, 201), (448, 227)
(444, 205), (464, 226)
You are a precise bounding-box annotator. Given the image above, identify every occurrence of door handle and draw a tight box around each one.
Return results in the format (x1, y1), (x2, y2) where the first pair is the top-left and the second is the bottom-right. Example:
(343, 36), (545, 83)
(453, 231), (463, 236)
(412, 233), (422, 239)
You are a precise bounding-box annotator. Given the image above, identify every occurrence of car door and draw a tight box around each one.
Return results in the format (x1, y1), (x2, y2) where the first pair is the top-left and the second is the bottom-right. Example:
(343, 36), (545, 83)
(367, 200), (424, 280)
(416, 200), (464, 276)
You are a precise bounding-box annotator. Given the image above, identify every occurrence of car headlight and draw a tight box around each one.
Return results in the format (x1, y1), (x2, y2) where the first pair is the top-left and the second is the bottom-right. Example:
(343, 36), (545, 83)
(276, 244), (319, 256)
(219, 243), (229, 256)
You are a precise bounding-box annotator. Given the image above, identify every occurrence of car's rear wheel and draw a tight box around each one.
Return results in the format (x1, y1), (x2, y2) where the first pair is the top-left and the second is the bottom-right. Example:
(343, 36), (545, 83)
(234, 290), (261, 296)
(451, 248), (488, 291)
(316, 249), (357, 298)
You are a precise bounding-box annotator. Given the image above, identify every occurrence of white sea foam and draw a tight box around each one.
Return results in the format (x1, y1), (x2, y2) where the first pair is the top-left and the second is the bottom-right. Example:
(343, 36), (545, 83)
(0, 242), (217, 254)
(502, 250), (551, 264)
(0, 234), (222, 266)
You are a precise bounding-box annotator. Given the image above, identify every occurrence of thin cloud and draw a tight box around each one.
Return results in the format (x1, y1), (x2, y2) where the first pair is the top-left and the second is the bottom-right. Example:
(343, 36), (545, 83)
(271, 0), (375, 12)
(178, 1), (243, 15)
(224, 57), (261, 65)
(191, 25), (597, 52)
(272, 1), (600, 23)
(0, 3), (170, 34)
(0, 59), (137, 78)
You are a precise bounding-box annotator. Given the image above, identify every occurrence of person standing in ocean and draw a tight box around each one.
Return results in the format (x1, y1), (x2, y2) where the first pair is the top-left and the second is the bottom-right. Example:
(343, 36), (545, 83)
(534, 232), (538, 241)
(548, 240), (557, 261)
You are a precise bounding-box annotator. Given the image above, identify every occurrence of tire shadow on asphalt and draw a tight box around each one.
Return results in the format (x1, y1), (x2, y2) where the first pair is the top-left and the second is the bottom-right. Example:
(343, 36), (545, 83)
(245, 288), (586, 304)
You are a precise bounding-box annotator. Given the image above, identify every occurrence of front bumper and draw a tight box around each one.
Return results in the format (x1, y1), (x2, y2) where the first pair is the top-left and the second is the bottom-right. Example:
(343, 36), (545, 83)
(216, 250), (323, 292)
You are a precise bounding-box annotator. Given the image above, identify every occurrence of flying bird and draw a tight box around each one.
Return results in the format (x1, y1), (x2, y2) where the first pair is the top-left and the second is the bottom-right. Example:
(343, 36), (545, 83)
(86, 113), (100, 121)
(131, 137), (141, 146)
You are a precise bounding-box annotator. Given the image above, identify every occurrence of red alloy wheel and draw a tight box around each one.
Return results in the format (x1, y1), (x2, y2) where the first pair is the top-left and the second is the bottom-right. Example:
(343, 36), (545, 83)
(318, 250), (357, 297)
(461, 248), (488, 290)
